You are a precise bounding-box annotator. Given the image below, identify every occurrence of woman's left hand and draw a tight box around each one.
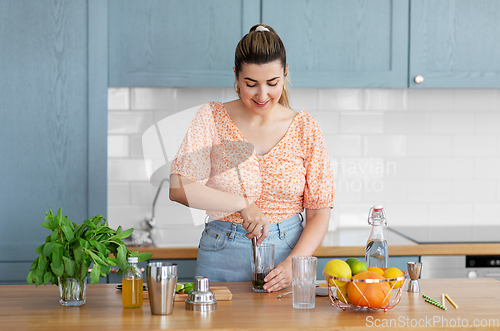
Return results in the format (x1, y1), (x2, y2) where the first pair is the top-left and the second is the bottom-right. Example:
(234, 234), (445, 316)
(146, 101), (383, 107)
(262, 259), (292, 292)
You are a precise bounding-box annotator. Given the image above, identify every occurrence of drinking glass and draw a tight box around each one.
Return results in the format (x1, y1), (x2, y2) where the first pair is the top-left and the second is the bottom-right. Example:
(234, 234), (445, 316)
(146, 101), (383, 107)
(251, 243), (275, 292)
(292, 256), (317, 309)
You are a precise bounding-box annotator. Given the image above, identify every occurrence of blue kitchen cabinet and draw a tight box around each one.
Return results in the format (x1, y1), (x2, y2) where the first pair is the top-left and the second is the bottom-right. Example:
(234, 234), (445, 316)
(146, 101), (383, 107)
(0, 0), (107, 285)
(409, 0), (500, 88)
(262, 0), (409, 88)
(108, 0), (260, 87)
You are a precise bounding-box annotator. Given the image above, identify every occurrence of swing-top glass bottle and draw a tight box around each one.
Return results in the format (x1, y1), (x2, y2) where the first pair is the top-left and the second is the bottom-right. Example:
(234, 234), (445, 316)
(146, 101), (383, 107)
(365, 205), (388, 268)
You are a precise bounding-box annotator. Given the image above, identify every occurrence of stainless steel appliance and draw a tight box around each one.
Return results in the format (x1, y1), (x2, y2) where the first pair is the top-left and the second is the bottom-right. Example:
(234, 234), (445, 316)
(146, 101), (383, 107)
(388, 226), (500, 281)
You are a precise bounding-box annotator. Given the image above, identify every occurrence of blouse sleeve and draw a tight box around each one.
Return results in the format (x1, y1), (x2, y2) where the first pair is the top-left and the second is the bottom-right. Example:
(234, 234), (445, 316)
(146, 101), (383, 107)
(302, 115), (335, 209)
(170, 104), (217, 185)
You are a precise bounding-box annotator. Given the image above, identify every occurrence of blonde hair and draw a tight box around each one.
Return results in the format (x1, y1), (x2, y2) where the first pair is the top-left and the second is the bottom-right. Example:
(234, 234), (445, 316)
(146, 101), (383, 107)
(234, 24), (291, 109)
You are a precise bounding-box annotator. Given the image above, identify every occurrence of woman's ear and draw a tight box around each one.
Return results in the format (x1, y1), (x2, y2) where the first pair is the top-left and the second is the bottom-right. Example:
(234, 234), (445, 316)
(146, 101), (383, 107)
(233, 67), (237, 80)
(285, 65), (288, 77)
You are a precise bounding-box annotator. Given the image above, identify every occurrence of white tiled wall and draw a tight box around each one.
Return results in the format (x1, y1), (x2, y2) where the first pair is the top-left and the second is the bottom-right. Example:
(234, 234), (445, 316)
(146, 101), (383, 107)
(108, 88), (500, 231)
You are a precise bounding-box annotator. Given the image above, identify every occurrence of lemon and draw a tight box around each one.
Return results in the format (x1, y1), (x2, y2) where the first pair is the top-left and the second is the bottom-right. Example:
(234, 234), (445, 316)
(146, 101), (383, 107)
(368, 267), (385, 275)
(323, 259), (352, 287)
(383, 267), (404, 289)
(336, 285), (350, 304)
(351, 261), (368, 275)
(345, 258), (360, 268)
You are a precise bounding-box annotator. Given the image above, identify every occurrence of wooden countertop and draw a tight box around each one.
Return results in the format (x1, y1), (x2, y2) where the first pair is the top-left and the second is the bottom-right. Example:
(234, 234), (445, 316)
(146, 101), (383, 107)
(128, 228), (500, 260)
(1, 278), (499, 330)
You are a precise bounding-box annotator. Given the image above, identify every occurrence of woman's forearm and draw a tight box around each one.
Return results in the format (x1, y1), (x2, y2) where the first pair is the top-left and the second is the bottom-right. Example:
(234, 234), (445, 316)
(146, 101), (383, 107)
(169, 174), (249, 212)
(286, 208), (331, 260)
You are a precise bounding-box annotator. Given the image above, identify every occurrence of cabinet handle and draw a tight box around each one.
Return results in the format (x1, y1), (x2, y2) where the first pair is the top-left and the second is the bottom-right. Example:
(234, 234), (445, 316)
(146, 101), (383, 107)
(111, 268), (118, 274)
(414, 75), (424, 84)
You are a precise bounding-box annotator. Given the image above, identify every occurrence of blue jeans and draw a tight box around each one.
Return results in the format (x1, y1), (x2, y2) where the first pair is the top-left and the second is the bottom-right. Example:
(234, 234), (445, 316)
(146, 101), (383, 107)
(195, 214), (304, 282)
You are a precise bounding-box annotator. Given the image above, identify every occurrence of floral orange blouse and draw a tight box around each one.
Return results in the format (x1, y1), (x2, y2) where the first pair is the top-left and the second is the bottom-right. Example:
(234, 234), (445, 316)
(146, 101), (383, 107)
(170, 102), (334, 224)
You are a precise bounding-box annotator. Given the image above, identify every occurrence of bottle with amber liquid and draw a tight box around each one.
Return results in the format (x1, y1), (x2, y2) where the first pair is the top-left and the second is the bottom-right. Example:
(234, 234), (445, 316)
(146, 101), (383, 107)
(122, 256), (143, 308)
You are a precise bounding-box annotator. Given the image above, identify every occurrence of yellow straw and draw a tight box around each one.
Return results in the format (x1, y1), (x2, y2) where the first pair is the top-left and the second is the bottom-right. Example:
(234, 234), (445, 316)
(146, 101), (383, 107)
(445, 294), (458, 309)
(442, 293), (445, 307)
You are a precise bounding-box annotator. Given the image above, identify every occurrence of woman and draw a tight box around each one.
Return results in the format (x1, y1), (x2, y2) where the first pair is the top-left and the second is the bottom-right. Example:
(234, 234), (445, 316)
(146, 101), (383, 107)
(169, 24), (334, 292)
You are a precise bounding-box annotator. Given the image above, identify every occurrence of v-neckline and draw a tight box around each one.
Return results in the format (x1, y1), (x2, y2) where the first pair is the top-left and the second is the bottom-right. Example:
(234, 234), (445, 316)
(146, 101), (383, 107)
(219, 102), (303, 158)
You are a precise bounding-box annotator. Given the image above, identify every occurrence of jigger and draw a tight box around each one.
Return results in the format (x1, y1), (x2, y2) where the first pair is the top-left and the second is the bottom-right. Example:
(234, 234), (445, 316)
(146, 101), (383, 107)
(407, 262), (423, 293)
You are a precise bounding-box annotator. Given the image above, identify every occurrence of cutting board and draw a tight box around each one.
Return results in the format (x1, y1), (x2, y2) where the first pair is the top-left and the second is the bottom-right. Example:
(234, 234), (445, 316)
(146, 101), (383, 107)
(142, 286), (233, 301)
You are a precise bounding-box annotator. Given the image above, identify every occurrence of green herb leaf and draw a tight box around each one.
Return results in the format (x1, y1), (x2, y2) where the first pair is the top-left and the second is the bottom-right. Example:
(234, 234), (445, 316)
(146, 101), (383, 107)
(50, 260), (64, 277)
(55, 208), (63, 226)
(106, 257), (118, 265)
(43, 242), (62, 257)
(61, 217), (75, 242)
(108, 228), (134, 241)
(40, 222), (52, 230)
(35, 244), (44, 255)
(30, 258), (38, 271)
(51, 248), (62, 268)
(129, 251), (153, 262)
(62, 256), (76, 277)
(84, 219), (95, 229)
(79, 261), (88, 280)
(49, 215), (58, 229)
(36, 256), (47, 277)
(89, 240), (106, 256)
(27, 270), (35, 284)
(50, 229), (59, 241)
(117, 225), (122, 234)
(45, 209), (54, 220)
(90, 263), (101, 285)
(88, 251), (108, 266)
(73, 244), (84, 263)
(117, 244), (128, 271)
(43, 271), (52, 285)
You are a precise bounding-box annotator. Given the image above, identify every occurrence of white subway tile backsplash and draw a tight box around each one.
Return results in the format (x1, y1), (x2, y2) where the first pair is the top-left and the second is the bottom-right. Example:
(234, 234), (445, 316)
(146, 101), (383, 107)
(108, 111), (154, 134)
(475, 113), (500, 134)
(452, 180), (497, 203)
(473, 203), (500, 225)
(176, 88), (225, 110)
(431, 112), (474, 134)
(108, 88), (500, 229)
(340, 112), (384, 134)
(384, 112), (431, 134)
(310, 112), (339, 135)
(408, 181), (452, 202)
(108, 159), (150, 181)
(108, 88), (130, 110)
(325, 135), (362, 157)
(131, 88), (178, 110)
(430, 158), (475, 179)
(108, 135), (129, 158)
(318, 89), (363, 111)
(453, 90), (498, 111)
(108, 182), (130, 205)
(428, 203), (473, 226)
(407, 135), (453, 156)
(363, 89), (408, 111)
(407, 89), (454, 111)
(452, 135), (497, 156)
(384, 158), (430, 180)
(363, 135), (406, 157)
(289, 88), (318, 111)
(475, 158), (500, 179)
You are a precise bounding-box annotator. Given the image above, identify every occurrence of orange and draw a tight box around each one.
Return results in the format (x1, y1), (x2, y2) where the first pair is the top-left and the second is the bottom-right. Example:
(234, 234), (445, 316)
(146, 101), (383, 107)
(347, 271), (391, 308)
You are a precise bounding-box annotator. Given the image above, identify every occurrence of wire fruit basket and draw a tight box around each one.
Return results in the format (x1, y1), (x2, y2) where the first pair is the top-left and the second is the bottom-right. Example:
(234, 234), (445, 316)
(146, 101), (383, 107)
(323, 270), (407, 312)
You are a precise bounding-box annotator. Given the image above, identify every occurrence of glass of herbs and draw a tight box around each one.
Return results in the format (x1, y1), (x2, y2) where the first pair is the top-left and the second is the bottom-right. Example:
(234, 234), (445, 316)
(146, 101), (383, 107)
(251, 243), (274, 292)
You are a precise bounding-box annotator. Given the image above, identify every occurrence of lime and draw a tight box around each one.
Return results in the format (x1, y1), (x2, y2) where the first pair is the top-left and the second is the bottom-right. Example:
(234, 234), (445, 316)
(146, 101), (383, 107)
(323, 259), (352, 287)
(183, 282), (194, 294)
(345, 258), (360, 268)
(351, 261), (368, 275)
(176, 283), (184, 293)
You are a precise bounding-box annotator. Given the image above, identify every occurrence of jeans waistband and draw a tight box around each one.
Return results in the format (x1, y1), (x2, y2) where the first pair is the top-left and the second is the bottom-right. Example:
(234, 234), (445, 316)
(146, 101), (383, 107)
(206, 213), (303, 241)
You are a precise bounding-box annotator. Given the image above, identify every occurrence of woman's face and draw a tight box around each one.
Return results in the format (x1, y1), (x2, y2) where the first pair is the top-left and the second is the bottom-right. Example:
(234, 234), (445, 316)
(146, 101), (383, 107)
(235, 60), (287, 115)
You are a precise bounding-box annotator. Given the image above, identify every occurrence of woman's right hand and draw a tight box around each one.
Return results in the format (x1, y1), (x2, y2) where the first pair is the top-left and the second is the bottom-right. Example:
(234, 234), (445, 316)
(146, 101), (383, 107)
(239, 203), (270, 245)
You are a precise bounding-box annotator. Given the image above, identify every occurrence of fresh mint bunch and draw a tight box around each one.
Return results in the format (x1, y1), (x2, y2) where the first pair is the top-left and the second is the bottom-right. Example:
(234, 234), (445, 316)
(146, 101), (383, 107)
(27, 208), (152, 286)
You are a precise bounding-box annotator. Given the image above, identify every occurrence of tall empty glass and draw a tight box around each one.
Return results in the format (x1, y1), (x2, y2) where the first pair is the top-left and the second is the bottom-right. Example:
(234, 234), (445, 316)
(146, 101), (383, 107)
(146, 262), (177, 315)
(292, 256), (317, 309)
(251, 243), (274, 292)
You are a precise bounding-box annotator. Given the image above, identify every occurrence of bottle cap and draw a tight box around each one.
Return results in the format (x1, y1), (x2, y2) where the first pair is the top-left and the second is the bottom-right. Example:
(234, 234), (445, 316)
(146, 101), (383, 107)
(128, 256), (139, 263)
(373, 204), (383, 212)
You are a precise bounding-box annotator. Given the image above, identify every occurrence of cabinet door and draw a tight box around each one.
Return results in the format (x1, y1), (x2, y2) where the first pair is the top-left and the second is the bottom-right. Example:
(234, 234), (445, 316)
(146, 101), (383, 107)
(262, 0), (409, 88)
(410, 0), (500, 88)
(109, 0), (260, 87)
(0, 0), (107, 283)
